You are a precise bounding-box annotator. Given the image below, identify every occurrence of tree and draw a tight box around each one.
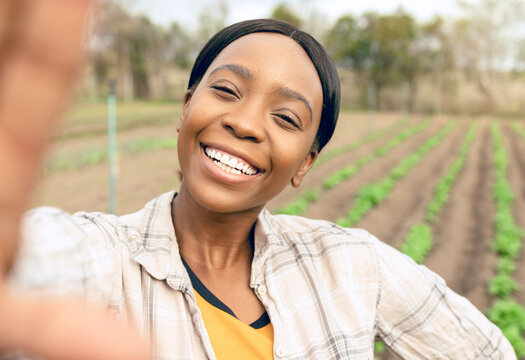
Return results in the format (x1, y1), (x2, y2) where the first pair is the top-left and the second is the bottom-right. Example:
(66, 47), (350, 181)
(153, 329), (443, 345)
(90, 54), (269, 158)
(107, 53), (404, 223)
(270, 3), (303, 28)
(325, 15), (370, 72)
(164, 22), (192, 69)
(452, 0), (525, 110)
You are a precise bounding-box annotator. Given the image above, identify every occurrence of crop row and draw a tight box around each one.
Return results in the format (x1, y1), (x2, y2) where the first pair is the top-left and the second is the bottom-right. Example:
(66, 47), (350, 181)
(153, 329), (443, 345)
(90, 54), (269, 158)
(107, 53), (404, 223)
(276, 118), (429, 215)
(336, 121), (457, 228)
(323, 120), (430, 190)
(486, 123), (525, 358)
(57, 101), (179, 141)
(315, 117), (410, 167)
(399, 123), (477, 263)
(44, 137), (178, 174)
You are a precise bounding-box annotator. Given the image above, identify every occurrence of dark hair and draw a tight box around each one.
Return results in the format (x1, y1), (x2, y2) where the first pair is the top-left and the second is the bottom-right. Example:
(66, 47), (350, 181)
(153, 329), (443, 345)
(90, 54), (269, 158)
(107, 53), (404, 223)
(187, 19), (340, 152)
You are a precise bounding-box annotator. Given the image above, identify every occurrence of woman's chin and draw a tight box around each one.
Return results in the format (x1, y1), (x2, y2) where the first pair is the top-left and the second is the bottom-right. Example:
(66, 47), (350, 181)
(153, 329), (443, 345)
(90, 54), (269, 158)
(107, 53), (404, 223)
(180, 183), (266, 216)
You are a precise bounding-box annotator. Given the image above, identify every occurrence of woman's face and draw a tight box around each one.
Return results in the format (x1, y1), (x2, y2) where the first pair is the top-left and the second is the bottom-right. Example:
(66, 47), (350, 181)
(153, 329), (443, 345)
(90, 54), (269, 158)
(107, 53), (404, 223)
(177, 32), (323, 214)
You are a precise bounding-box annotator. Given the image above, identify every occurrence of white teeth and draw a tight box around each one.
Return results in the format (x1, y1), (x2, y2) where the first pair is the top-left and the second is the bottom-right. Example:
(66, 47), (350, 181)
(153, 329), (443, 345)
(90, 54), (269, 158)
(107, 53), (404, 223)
(220, 154), (230, 165)
(228, 157), (238, 168)
(205, 146), (259, 176)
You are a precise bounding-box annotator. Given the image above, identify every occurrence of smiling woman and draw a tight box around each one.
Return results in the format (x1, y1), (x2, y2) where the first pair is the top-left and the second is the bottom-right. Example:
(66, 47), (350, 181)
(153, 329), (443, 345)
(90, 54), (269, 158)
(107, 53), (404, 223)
(0, 10), (517, 360)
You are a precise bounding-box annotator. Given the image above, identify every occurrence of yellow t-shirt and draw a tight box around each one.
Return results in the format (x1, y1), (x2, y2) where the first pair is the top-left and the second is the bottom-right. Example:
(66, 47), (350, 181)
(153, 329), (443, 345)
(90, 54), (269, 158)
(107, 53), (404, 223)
(194, 290), (274, 360)
(182, 257), (274, 359)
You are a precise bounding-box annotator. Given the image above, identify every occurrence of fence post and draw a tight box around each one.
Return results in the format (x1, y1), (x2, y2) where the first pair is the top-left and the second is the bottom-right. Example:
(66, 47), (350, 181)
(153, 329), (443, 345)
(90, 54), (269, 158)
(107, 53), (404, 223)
(108, 80), (118, 214)
(368, 81), (376, 134)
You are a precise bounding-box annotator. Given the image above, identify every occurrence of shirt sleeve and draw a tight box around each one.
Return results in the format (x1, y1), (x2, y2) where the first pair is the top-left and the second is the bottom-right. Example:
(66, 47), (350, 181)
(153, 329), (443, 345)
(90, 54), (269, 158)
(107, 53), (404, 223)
(373, 237), (516, 359)
(7, 207), (125, 305)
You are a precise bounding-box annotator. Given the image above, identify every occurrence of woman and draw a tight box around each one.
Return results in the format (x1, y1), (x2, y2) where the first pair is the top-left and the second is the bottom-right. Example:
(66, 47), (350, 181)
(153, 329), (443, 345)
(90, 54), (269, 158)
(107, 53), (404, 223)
(0, 2), (516, 359)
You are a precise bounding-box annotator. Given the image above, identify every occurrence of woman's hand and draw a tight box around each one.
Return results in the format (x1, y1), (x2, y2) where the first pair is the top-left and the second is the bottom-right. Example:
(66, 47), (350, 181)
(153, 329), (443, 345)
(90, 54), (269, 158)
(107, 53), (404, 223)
(0, 1), (148, 359)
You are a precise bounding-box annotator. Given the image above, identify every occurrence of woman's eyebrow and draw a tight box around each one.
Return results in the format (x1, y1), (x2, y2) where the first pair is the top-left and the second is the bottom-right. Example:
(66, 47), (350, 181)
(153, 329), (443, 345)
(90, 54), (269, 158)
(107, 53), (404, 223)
(209, 64), (253, 79)
(276, 87), (313, 122)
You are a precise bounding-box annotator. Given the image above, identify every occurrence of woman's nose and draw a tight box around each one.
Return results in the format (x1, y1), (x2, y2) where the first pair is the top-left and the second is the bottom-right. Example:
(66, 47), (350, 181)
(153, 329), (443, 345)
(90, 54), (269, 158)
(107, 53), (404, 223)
(221, 106), (266, 143)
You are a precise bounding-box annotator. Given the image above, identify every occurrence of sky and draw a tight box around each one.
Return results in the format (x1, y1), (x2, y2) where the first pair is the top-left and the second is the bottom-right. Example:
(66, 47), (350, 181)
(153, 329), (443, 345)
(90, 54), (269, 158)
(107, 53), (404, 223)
(126, 0), (462, 29)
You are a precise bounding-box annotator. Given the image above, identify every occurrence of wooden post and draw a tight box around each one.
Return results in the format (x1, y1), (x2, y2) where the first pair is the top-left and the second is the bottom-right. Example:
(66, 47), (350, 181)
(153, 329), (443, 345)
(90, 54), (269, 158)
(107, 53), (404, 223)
(107, 79), (118, 214)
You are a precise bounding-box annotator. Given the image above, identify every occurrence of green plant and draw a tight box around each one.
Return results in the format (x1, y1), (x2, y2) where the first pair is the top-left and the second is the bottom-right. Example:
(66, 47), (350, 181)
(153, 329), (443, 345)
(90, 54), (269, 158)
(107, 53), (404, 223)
(488, 123), (525, 356)
(487, 300), (525, 358)
(400, 224), (433, 264)
(374, 341), (386, 353)
(488, 273), (519, 298)
(276, 189), (319, 215)
(496, 258), (516, 275)
(426, 124), (477, 223)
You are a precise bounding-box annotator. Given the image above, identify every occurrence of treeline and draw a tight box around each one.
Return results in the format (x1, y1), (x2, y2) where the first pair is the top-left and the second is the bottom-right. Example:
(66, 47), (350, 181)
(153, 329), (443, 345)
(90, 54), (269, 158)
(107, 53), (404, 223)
(83, 0), (525, 115)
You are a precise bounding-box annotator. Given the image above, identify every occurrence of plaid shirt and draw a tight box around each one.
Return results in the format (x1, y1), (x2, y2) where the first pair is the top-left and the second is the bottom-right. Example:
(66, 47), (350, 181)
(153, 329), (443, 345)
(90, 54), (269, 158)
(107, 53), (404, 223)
(10, 191), (515, 359)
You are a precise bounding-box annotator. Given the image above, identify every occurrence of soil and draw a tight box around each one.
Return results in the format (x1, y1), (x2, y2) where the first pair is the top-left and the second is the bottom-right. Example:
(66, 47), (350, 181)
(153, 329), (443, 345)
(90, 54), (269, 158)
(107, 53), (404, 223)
(424, 120), (497, 310)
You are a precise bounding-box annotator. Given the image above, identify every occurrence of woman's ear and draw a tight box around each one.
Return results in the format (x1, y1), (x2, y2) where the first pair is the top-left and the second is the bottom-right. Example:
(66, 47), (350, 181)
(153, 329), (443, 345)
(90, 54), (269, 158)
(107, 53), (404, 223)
(291, 149), (318, 188)
(177, 90), (193, 133)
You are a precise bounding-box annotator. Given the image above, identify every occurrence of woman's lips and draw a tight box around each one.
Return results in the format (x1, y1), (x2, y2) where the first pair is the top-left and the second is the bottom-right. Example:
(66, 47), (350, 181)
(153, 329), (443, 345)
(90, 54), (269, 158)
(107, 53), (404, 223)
(202, 145), (262, 176)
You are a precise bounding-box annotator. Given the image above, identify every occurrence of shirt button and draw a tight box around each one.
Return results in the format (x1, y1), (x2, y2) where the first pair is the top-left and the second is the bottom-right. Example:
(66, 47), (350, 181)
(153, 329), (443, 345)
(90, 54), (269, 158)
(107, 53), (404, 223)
(257, 286), (266, 296)
(275, 347), (285, 358)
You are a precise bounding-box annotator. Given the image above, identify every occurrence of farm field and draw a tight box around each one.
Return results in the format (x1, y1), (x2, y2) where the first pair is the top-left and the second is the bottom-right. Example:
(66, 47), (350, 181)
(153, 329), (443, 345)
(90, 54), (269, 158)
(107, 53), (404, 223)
(33, 102), (525, 358)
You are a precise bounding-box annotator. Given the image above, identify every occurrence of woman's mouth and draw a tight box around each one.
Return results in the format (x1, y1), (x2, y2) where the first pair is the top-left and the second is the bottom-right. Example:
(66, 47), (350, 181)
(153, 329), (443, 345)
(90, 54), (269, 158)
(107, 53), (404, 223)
(203, 145), (261, 176)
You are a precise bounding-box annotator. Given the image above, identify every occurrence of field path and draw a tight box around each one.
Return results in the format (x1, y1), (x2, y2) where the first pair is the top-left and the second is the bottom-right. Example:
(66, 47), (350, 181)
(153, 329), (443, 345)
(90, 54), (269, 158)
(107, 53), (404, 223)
(502, 124), (525, 305)
(356, 121), (467, 249)
(424, 120), (496, 310)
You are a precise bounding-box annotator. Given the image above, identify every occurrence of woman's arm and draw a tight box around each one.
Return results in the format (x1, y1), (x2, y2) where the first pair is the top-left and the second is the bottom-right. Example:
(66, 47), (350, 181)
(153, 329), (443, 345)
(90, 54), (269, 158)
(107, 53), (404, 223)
(0, 1), (147, 359)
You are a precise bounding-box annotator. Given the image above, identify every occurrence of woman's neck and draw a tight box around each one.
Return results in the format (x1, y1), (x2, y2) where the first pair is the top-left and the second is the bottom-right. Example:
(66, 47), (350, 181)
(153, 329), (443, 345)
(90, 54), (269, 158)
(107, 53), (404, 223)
(172, 183), (263, 270)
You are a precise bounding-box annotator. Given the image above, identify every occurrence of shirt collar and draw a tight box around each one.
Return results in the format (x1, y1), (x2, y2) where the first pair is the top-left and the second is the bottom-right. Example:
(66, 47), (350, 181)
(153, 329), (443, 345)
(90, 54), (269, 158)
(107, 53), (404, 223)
(127, 191), (284, 290)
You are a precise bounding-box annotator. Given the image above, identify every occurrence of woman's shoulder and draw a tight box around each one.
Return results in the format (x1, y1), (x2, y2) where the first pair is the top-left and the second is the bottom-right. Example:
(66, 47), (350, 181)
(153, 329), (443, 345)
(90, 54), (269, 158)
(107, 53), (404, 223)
(263, 210), (420, 272)
(262, 210), (387, 261)
(265, 209), (379, 244)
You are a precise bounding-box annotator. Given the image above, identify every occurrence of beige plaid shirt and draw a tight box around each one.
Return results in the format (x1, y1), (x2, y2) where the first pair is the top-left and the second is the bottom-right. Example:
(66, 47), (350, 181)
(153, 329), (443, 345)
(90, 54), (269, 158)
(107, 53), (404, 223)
(9, 191), (515, 359)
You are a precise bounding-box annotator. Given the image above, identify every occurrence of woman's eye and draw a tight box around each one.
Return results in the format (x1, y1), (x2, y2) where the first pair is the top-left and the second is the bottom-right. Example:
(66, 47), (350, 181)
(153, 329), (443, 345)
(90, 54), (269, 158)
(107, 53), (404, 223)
(274, 113), (301, 129)
(211, 85), (238, 98)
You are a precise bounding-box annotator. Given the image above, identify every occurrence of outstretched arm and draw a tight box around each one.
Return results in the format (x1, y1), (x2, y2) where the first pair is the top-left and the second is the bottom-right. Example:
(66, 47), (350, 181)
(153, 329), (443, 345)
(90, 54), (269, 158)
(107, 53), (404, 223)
(0, 1), (148, 359)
